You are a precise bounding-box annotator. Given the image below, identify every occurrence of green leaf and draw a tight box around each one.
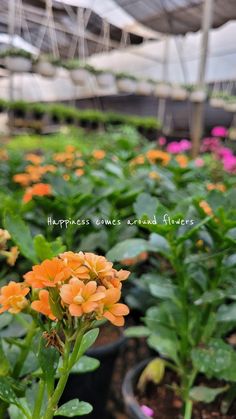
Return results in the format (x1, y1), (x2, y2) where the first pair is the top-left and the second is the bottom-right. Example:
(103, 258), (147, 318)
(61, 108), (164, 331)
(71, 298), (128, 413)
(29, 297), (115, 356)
(124, 326), (150, 338)
(55, 399), (92, 417)
(190, 386), (228, 403)
(77, 328), (99, 358)
(148, 233), (170, 255)
(195, 290), (226, 305)
(38, 336), (60, 394)
(70, 356), (100, 374)
(4, 212), (37, 263)
(0, 377), (19, 405)
(34, 235), (66, 261)
(217, 303), (236, 322)
(133, 193), (158, 219)
(149, 278), (176, 300)
(106, 239), (148, 261)
(148, 335), (179, 364)
(0, 341), (11, 376)
(138, 358), (165, 392)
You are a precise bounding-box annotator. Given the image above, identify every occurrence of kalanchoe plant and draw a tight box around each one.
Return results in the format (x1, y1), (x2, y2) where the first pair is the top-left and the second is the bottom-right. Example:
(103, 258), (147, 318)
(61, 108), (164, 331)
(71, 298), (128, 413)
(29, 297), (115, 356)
(0, 249), (130, 419)
(109, 188), (236, 418)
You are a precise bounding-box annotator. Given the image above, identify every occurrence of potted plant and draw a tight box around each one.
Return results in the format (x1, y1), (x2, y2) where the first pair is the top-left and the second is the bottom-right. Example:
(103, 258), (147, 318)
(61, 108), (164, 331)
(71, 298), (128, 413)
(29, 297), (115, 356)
(155, 82), (171, 99)
(189, 87), (207, 103)
(116, 73), (138, 94)
(0, 99), (8, 113)
(1, 48), (32, 72)
(136, 80), (154, 96)
(171, 85), (188, 101)
(34, 55), (61, 78)
(223, 97), (236, 113)
(0, 212), (130, 419)
(95, 69), (116, 89)
(63, 60), (92, 86)
(106, 193), (236, 418)
(8, 100), (29, 119)
(210, 92), (228, 109)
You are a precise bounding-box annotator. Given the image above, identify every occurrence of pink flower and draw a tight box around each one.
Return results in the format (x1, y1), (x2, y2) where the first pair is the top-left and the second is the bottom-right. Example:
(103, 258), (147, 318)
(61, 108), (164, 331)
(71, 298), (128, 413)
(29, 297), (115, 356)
(166, 139), (191, 154)
(195, 158), (204, 167)
(141, 405), (154, 417)
(201, 137), (221, 153)
(158, 137), (166, 146)
(211, 126), (228, 137)
(222, 154), (236, 172)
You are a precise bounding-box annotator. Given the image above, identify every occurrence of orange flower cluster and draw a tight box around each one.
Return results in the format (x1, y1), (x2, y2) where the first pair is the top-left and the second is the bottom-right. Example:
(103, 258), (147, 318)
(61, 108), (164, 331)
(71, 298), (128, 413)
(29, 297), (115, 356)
(175, 154), (189, 168)
(0, 229), (19, 266)
(23, 183), (52, 203)
(146, 150), (170, 166)
(0, 252), (130, 327)
(92, 150), (106, 160)
(206, 183), (226, 192)
(199, 200), (213, 216)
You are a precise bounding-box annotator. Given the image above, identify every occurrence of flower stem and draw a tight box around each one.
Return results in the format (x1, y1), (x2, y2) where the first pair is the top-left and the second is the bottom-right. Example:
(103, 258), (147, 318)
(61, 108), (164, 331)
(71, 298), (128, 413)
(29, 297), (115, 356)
(184, 399), (193, 419)
(32, 379), (45, 419)
(13, 321), (36, 378)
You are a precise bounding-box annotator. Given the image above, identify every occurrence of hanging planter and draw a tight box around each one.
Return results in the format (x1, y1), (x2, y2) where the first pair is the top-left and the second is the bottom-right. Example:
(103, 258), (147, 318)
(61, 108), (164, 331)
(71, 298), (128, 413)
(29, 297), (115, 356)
(34, 57), (59, 78)
(63, 60), (93, 86)
(96, 71), (116, 88)
(116, 74), (137, 94)
(155, 83), (171, 99)
(209, 97), (226, 108)
(224, 101), (236, 113)
(136, 80), (153, 96)
(3, 49), (32, 73)
(189, 89), (207, 103)
(171, 85), (188, 101)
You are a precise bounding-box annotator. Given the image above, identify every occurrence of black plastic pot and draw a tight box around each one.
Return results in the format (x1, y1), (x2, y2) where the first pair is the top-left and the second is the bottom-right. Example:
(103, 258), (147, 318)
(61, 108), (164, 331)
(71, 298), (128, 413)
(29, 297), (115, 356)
(60, 330), (126, 419)
(122, 358), (151, 419)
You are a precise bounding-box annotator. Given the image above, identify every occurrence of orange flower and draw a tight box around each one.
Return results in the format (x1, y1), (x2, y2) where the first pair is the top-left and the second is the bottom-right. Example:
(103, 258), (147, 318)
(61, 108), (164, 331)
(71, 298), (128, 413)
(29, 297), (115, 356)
(65, 145), (76, 153)
(75, 159), (85, 167)
(63, 174), (70, 181)
(148, 171), (160, 180)
(146, 150), (170, 166)
(206, 183), (226, 192)
(0, 281), (30, 314)
(0, 229), (11, 250)
(6, 246), (19, 266)
(0, 150), (8, 161)
(13, 173), (32, 187)
(25, 153), (43, 165)
(75, 169), (84, 177)
(31, 289), (56, 320)
(60, 278), (105, 317)
(60, 252), (90, 280)
(92, 150), (106, 160)
(175, 154), (189, 168)
(199, 200), (213, 216)
(130, 155), (145, 166)
(24, 258), (70, 288)
(121, 251), (148, 266)
(23, 183), (52, 203)
(99, 288), (129, 326)
(84, 253), (113, 281)
(53, 152), (74, 164)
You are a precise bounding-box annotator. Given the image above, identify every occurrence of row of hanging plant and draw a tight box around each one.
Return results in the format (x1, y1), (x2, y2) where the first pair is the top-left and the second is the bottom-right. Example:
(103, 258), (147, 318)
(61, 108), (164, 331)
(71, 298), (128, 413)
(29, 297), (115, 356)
(0, 48), (208, 101)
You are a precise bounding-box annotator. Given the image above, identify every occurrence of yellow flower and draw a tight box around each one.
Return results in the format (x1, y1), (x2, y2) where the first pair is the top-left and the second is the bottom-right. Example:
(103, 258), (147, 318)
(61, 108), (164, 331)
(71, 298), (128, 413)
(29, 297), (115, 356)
(146, 150), (170, 166)
(148, 171), (160, 180)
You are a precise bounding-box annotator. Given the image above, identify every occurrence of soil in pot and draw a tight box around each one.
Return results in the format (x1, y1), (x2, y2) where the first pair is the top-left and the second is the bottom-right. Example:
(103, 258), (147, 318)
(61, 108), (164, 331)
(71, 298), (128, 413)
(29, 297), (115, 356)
(60, 324), (125, 419)
(136, 370), (236, 419)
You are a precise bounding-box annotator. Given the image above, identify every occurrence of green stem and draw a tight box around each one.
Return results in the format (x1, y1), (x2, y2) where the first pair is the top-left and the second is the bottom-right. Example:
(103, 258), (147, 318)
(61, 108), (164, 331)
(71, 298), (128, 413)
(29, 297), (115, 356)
(32, 379), (45, 419)
(184, 399), (193, 419)
(13, 321), (36, 378)
(42, 340), (71, 419)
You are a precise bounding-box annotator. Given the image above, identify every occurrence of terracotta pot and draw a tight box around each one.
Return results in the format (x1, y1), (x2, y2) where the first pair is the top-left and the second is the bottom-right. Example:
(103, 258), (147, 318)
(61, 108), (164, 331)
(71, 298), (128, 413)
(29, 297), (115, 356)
(5, 56), (32, 72)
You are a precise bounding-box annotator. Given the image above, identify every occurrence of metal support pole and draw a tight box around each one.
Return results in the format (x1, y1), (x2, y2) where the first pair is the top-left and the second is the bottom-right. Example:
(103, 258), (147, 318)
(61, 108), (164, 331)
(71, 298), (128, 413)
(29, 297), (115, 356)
(8, 0), (16, 133)
(157, 36), (169, 128)
(191, 0), (214, 157)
